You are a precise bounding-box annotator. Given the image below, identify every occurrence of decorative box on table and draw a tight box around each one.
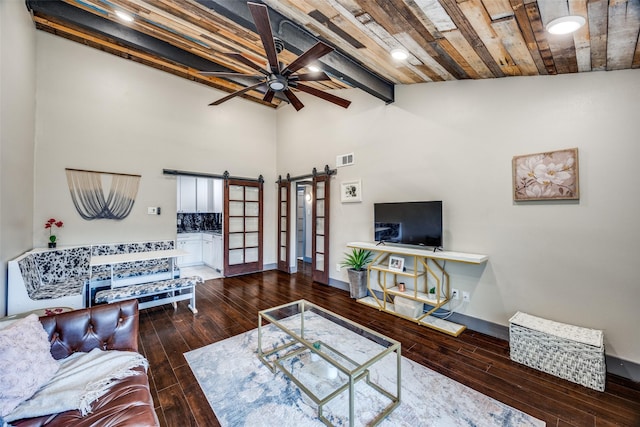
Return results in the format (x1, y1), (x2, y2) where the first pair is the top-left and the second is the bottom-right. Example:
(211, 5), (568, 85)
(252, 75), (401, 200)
(509, 311), (606, 391)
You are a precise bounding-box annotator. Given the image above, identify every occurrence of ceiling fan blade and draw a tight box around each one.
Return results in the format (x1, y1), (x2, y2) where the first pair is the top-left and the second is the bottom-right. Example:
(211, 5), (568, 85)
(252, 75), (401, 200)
(292, 71), (332, 82)
(263, 90), (275, 103)
(208, 82), (265, 106)
(224, 52), (269, 75)
(247, 2), (279, 73)
(199, 71), (264, 79)
(283, 89), (305, 111)
(294, 83), (351, 109)
(281, 42), (334, 76)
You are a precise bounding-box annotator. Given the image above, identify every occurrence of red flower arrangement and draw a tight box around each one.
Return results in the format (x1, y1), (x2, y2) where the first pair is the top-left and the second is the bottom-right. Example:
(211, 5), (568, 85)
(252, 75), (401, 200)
(45, 218), (64, 246)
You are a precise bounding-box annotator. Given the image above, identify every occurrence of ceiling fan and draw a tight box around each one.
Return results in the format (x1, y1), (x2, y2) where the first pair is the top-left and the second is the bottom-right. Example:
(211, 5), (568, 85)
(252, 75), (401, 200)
(200, 2), (351, 111)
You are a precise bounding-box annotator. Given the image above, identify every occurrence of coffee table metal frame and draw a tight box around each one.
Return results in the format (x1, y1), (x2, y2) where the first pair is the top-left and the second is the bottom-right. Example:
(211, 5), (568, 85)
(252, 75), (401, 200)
(258, 300), (401, 426)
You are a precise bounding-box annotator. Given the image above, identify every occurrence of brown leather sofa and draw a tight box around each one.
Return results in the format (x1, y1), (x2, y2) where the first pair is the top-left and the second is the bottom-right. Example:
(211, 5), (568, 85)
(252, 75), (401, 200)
(12, 300), (159, 426)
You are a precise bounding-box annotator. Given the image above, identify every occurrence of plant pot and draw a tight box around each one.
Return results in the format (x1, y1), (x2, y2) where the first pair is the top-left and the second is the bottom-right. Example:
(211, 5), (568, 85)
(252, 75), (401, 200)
(48, 242), (57, 248)
(347, 269), (368, 299)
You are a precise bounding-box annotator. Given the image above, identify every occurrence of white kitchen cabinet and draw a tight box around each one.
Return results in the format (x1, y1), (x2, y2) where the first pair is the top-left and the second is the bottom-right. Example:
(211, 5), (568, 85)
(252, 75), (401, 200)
(212, 233), (223, 273)
(202, 233), (214, 267)
(178, 176), (220, 213)
(177, 233), (203, 266)
(213, 179), (223, 213)
(196, 178), (214, 213)
(178, 176), (197, 213)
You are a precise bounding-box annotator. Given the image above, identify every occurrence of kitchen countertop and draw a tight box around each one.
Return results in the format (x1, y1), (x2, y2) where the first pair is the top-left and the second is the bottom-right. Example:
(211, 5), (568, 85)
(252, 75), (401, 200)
(177, 230), (222, 235)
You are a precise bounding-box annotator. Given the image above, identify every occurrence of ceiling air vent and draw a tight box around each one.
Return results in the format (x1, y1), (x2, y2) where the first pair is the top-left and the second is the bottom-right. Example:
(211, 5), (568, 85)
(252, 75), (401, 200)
(336, 153), (355, 168)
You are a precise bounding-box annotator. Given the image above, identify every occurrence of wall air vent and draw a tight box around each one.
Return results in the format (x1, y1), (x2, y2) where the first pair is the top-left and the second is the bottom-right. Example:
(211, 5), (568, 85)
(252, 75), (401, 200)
(336, 153), (355, 167)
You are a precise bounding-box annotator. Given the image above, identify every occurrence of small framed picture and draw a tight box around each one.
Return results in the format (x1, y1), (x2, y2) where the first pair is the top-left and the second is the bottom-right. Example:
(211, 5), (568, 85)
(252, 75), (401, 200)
(340, 180), (362, 203)
(388, 256), (404, 272)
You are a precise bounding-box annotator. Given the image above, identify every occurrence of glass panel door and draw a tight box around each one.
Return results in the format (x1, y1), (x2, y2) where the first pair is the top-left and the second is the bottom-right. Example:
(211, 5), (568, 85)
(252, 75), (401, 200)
(312, 175), (330, 284)
(277, 179), (290, 273)
(224, 178), (263, 276)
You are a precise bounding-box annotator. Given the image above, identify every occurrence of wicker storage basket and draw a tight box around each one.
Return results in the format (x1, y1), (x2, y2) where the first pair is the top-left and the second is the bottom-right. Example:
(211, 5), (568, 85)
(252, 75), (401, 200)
(509, 312), (606, 391)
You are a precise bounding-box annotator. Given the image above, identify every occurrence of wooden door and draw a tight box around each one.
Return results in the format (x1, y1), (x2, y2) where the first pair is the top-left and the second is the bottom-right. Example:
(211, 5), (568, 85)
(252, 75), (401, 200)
(311, 174), (330, 284)
(277, 178), (290, 273)
(224, 178), (263, 276)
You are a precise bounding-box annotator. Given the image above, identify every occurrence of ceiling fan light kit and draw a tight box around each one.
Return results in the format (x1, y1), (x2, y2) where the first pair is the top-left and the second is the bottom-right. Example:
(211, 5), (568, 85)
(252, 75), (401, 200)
(199, 2), (351, 111)
(546, 16), (586, 35)
(267, 75), (287, 91)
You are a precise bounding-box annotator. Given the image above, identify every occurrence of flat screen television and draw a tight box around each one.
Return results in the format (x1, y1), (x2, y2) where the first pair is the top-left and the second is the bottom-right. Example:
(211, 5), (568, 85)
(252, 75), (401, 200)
(374, 201), (443, 248)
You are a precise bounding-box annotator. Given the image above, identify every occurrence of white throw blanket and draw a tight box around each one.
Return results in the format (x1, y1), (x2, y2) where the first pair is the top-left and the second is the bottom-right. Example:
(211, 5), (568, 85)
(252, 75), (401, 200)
(5, 348), (148, 423)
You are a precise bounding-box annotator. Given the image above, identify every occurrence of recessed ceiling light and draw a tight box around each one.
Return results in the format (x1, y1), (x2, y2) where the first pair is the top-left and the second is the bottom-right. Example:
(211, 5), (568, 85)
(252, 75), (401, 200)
(115, 10), (134, 23)
(546, 15), (585, 35)
(308, 65), (321, 72)
(390, 48), (408, 61)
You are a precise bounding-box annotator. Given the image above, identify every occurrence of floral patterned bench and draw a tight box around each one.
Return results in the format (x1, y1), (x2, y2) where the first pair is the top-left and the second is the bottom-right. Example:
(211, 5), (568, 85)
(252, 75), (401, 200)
(94, 276), (202, 313)
(7, 247), (90, 315)
(7, 240), (182, 316)
(90, 240), (180, 287)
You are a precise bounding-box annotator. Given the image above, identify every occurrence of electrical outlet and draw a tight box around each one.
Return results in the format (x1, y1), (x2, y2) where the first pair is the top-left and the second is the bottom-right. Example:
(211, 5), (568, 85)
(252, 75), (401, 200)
(451, 289), (459, 300)
(336, 263), (341, 272)
(462, 291), (470, 302)
(147, 207), (157, 215)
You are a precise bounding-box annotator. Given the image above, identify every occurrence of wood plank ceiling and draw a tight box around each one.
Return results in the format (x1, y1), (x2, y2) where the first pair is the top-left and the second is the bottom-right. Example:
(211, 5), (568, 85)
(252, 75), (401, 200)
(28, 0), (640, 109)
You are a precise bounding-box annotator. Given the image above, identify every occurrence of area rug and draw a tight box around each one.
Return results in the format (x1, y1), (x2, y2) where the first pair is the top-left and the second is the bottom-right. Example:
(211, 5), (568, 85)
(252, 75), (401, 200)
(185, 313), (544, 427)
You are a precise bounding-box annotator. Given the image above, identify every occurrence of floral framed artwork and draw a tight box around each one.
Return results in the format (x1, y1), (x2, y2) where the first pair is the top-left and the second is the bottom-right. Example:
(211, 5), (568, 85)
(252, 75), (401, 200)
(340, 180), (362, 203)
(513, 148), (579, 201)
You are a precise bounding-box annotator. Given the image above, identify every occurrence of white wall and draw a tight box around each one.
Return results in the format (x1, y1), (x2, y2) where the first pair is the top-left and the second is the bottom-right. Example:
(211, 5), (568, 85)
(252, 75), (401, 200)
(33, 33), (277, 264)
(6, 13), (639, 366)
(275, 70), (640, 364)
(0, 0), (37, 316)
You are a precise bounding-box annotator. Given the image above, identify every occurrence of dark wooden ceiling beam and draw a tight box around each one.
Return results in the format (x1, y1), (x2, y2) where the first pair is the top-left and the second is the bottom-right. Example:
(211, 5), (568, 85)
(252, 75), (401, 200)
(32, 14), (278, 108)
(26, 0), (235, 74)
(22, 0), (636, 103)
(26, 0), (393, 105)
(193, 0), (395, 103)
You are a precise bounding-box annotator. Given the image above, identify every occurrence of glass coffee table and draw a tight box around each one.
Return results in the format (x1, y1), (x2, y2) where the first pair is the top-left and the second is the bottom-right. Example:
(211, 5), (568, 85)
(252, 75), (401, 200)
(258, 300), (401, 426)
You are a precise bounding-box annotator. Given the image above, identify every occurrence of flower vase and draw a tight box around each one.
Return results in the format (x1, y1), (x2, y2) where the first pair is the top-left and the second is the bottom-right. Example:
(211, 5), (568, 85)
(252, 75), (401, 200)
(48, 242), (56, 248)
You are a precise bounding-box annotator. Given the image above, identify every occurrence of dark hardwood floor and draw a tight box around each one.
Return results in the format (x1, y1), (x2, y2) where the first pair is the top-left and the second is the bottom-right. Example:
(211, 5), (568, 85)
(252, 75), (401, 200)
(138, 271), (640, 427)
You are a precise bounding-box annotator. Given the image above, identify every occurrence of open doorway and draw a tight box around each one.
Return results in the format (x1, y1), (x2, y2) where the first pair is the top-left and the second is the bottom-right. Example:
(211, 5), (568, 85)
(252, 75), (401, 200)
(295, 181), (313, 276)
(277, 167), (332, 284)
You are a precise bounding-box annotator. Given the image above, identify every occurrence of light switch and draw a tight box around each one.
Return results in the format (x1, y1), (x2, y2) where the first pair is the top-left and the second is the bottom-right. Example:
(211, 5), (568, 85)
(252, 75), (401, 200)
(147, 207), (157, 215)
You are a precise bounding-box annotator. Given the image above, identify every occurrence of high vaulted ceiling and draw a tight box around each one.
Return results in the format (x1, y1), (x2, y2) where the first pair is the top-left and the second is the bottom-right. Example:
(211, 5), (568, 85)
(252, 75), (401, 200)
(26, 0), (640, 109)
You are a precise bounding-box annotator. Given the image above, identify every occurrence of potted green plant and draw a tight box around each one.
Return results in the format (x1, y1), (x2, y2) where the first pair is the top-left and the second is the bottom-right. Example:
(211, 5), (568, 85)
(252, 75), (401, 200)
(341, 248), (373, 299)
